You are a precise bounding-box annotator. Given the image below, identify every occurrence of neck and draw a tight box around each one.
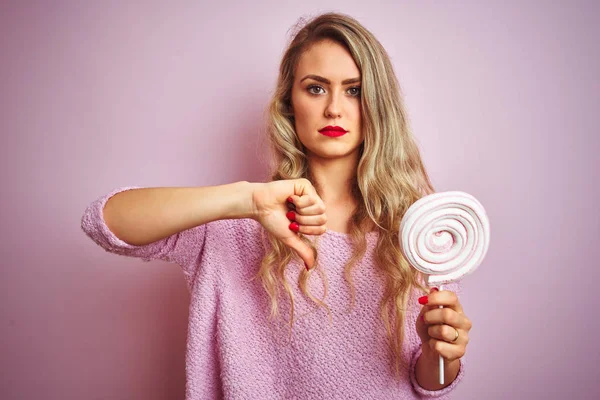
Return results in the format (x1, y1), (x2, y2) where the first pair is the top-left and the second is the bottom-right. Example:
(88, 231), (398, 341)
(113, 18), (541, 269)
(306, 153), (359, 207)
(305, 152), (376, 234)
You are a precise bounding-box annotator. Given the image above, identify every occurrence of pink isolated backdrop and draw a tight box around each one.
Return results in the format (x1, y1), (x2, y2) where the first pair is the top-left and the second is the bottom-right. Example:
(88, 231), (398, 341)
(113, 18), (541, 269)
(1, 1), (598, 399)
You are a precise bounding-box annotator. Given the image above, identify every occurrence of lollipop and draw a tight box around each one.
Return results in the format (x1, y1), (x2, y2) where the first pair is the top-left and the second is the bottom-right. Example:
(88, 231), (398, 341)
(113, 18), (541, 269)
(399, 191), (490, 385)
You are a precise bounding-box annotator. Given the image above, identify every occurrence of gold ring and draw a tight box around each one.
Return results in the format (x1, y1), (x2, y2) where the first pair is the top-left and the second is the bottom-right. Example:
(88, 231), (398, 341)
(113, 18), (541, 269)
(451, 328), (459, 343)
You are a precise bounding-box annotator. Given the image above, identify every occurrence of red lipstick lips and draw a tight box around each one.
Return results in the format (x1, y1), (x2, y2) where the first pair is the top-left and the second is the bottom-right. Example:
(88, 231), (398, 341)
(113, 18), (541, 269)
(318, 125), (348, 137)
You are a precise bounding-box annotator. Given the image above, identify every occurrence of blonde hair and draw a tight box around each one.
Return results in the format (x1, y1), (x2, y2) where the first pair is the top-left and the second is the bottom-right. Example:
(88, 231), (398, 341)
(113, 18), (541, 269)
(255, 12), (434, 377)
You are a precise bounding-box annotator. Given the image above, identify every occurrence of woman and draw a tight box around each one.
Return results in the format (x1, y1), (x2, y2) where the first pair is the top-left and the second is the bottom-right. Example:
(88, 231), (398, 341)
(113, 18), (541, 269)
(82, 12), (471, 399)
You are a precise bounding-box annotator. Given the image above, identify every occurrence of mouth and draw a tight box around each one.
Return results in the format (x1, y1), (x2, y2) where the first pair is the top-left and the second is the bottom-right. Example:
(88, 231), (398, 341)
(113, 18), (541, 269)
(318, 125), (348, 137)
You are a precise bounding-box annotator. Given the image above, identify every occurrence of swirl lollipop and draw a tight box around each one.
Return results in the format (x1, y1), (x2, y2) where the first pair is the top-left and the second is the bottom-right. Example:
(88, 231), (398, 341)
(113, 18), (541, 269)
(399, 191), (490, 385)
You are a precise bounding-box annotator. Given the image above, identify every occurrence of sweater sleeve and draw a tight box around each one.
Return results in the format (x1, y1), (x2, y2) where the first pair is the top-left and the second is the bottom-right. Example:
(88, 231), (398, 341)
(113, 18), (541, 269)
(80, 186), (207, 286)
(408, 280), (467, 398)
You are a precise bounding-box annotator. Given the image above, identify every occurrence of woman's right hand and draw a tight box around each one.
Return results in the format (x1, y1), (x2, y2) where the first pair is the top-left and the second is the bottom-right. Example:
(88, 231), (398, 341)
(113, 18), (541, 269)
(250, 179), (327, 269)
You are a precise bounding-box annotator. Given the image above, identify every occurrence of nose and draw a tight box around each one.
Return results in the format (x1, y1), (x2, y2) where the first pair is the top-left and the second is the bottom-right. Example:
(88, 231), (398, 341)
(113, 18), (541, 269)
(324, 93), (341, 119)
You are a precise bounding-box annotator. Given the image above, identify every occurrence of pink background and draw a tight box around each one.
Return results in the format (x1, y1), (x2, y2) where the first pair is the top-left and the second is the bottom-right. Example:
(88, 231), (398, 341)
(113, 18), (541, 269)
(2, 1), (598, 399)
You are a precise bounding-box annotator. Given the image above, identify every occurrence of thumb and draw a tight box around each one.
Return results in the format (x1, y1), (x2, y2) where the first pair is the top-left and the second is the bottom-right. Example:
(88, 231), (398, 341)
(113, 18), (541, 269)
(281, 235), (315, 270)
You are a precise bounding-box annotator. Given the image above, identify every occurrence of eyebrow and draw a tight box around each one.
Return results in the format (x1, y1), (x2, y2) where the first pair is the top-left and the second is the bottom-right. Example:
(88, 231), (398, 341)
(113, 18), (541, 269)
(300, 74), (361, 85)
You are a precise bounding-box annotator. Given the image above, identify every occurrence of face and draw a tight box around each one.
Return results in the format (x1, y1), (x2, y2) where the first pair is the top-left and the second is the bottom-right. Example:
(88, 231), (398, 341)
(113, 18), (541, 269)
(290, 39), (363, 162)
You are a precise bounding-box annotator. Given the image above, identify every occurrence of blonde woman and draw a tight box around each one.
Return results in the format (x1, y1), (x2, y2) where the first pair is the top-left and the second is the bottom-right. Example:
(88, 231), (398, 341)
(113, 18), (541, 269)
(82, 12), (471, 399)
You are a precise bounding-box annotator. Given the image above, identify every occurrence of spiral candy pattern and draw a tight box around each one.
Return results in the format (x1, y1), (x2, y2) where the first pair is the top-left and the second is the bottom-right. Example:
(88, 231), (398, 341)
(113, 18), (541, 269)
(399, 191), (490, 285)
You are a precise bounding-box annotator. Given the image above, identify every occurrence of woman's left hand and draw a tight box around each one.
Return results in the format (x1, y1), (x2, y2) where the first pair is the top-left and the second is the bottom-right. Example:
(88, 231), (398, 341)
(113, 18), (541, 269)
(415, 288), (472, 362)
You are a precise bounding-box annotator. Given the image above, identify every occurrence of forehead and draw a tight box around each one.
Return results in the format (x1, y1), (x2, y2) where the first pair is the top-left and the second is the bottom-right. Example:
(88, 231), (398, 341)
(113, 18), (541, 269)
(295, 39), (360, 81)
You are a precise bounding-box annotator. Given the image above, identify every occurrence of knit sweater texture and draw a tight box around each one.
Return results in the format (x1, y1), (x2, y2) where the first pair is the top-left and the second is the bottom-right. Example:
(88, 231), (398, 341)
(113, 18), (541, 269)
(81, 186), (466, 399)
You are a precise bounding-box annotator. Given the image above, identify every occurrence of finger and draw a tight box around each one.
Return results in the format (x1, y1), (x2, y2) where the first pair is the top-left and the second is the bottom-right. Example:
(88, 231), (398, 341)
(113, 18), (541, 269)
(427, 324), (468, 345)
(293, 178), (317, 197)
(418, 294), (439, 315)
(280, 235), (315, 269)
(286, 199), (296, 211)
(290, 213), (328, 227)
(297, 224), (327, 236)
(295, 202), (326, 217)
(291, 182), (325, 211)
(287, 220), (326, 236)
(422, 307), (468, 330)
(291, 194), (323, 211)
(428, 339), (466, 362)
(290, 179), (318, 206)
(423, 290), (464, 314)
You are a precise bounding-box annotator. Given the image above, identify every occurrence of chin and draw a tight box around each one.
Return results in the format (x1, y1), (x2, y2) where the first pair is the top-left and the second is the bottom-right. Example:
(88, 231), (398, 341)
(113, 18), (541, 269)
(307, 148), (361, 161)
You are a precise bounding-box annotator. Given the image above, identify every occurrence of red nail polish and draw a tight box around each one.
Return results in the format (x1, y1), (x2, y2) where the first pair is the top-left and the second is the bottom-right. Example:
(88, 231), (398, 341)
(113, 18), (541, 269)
(286, 211), (296, 221)
(418, 295), (428, 305)
(289, 222), (299, 232)
(431, 287), (439, 292)
(287, 197), (294, 203)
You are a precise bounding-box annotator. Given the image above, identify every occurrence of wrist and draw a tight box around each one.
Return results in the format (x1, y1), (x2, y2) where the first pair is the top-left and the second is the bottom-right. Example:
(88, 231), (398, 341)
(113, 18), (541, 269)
(420, 342), (461, 370)
(416, 343), (461, 390)
(420, 344), (439, 366)
(236, 181), (260, 220)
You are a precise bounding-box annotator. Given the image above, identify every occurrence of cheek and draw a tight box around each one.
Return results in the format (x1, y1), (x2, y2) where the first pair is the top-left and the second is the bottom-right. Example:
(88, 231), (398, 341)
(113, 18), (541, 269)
(353, 102), (362, 120)
(292, 100), (315, 127)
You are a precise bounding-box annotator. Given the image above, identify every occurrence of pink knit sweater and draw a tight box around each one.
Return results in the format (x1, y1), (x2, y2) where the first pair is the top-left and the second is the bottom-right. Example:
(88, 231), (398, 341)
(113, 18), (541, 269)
(81, 187), (465, 399)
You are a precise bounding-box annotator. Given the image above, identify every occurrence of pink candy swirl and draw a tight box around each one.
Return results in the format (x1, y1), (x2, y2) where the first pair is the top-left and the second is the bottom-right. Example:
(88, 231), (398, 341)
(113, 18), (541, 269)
(399, 191), (490, 285)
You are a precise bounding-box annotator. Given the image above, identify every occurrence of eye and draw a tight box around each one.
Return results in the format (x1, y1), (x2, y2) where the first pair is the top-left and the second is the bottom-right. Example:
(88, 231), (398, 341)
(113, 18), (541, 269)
(347, 86), (361, 97)
(307, 85), (325, 95)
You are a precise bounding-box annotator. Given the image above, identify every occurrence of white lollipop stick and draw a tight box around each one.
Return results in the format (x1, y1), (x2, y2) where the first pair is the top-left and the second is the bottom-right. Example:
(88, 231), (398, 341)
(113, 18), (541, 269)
(399, 191), (490, 385)
(438, 284), (444, 384)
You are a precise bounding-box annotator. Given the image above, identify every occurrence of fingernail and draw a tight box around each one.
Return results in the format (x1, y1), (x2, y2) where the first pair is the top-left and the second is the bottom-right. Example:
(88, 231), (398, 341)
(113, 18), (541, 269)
(287, 197), (294, 203)
(289, 222), (299, 232)
(286, 211), (296, 221)
(418, 295), (428, 305)
(430, 287), (439, 292)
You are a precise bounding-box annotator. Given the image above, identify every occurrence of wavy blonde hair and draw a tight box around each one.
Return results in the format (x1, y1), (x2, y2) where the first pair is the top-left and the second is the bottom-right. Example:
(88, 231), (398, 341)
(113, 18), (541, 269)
(254, 12), (434, 377)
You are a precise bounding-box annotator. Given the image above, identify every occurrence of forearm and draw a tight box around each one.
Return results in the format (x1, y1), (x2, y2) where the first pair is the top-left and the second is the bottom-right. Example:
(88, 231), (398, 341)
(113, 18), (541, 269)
(415, 344), (461, 391)
(103, 181), (257, 246)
